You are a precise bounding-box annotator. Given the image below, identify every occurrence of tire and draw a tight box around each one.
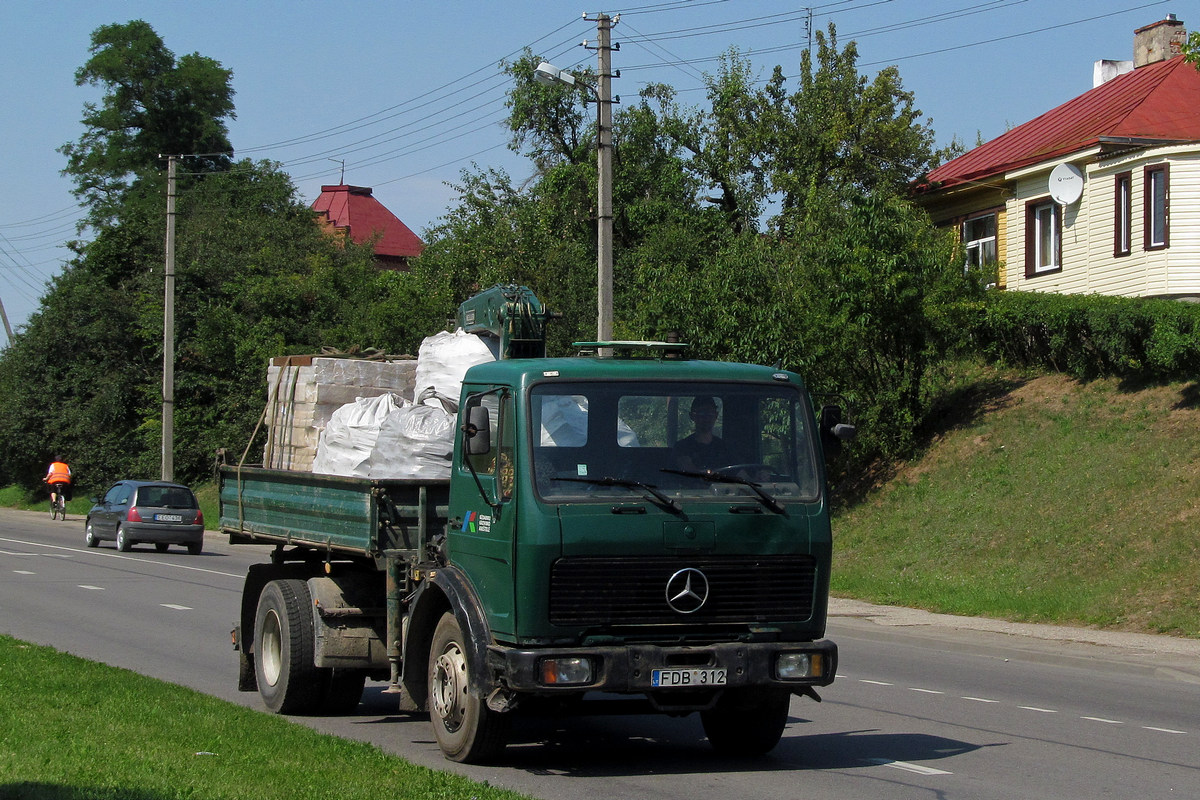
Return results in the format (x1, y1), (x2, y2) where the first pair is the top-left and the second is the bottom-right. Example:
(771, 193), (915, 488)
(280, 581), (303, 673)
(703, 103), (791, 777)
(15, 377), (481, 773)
(321, 669), (367, 715)
(155, 543), (170, 553)
(85, 522), (100, 548)
(186, 540), (202, 556)
(115, 524), (131, 552)
(253, 579), (324, 715)
(701, 688), (791, 756)
(427, 612), (508, 763)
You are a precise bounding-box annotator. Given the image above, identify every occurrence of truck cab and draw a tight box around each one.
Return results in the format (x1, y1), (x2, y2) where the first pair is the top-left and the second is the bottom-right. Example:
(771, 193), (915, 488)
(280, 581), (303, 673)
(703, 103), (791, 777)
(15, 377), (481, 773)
(419, 346), (837, 759)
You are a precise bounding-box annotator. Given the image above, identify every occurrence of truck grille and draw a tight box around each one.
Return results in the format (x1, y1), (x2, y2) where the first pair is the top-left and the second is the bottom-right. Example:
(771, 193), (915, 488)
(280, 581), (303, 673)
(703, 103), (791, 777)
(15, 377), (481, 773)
(549, 555), (817, 626)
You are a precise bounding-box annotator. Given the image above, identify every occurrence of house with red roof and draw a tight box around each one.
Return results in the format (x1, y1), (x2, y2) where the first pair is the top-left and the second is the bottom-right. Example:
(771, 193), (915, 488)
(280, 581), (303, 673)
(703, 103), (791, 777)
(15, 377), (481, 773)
(312, 185), (424, 270)
(915, 16), (1200, 299)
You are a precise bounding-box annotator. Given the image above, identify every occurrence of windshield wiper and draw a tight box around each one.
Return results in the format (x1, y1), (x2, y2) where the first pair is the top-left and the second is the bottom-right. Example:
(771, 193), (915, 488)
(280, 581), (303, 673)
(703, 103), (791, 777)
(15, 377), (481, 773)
(660, 468), (786, 515)
(552, 476), (684, 515)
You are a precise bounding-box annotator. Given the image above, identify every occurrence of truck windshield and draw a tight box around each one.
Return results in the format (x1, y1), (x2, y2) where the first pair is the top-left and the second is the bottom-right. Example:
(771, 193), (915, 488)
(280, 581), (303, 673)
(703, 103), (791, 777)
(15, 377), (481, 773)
(530, 382), (820, 503)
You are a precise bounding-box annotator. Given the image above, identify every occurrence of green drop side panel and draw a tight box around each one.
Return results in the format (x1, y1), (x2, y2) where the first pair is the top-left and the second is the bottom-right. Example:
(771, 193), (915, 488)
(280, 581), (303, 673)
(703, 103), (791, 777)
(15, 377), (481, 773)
(218, 465), (447, 556)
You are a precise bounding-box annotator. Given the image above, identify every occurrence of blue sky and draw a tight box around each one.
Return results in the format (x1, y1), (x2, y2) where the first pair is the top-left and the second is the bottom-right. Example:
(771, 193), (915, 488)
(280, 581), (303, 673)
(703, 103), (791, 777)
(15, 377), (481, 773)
(0, 0), (1180, 333)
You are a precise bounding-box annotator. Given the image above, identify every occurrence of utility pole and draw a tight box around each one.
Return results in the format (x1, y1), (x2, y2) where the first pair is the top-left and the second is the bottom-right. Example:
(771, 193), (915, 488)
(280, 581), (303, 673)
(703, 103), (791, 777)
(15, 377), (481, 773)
(161, 155), (176, 482)
(0, 296), (12, 345)
(591, 12), (617, 344)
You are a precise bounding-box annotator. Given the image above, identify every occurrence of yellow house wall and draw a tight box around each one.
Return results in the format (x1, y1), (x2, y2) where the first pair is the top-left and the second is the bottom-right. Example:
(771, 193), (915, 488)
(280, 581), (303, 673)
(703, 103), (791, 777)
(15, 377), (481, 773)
(1004, 145), (1200, 298)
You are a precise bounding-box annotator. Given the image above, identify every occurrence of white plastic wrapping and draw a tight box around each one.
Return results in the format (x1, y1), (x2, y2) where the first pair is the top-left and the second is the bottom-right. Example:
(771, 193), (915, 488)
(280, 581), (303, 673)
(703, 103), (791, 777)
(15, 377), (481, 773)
(413, 329), (496, 405)
(368, 390), (457, 479)
(311, 393), (405, 477)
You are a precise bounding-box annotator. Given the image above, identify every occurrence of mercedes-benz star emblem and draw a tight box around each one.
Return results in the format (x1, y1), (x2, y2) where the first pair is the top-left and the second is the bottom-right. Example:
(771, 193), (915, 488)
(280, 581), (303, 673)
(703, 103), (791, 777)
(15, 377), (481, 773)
(665, 567), (710, 614)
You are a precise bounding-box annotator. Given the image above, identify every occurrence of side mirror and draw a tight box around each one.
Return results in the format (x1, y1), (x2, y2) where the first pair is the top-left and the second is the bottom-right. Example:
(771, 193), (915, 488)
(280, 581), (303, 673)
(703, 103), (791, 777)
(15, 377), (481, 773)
(819, 405), (857, 456)
(463, 404), (492, 456)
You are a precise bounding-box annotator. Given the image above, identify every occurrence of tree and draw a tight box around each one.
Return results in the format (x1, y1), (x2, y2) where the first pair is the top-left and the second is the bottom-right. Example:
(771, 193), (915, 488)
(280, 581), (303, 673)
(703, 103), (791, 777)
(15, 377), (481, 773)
(0, 21), (445, 491)
(58, 20), (235, 227)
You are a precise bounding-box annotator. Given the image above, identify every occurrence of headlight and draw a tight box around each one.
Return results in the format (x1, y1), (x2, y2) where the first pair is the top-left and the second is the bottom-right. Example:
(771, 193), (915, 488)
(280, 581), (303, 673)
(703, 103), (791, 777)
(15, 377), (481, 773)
(539, 656), (594, 685)
(776, 652), (822, 680)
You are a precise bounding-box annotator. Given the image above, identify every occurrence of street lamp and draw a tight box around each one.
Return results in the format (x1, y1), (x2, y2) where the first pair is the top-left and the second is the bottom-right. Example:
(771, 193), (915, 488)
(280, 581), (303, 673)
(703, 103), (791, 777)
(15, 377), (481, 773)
(532, 57), (614, 344)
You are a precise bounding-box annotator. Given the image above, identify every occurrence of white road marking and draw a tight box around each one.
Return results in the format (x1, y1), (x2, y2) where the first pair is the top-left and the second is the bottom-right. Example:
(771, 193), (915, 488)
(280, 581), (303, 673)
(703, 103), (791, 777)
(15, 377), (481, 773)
(1020, 706), (1058, 713)
(909, 688), (943, 694)
(0, 536), (240, 579)
(963, 696), (1000, 703)
(1143, 726), (1187, 734)
(13, 570), (35, 575)
(866, 758), (952, 776)
(0, 549), (32, 555)
(78, 585), (105, 591)
(860, 679), (893, 686)
(1081, 717), (1123, 725)
(160, 604), (192, 611)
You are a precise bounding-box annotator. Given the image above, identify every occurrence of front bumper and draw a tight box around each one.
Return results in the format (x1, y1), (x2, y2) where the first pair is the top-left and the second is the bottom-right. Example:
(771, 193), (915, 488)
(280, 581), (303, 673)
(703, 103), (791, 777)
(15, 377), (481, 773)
(489, 639), (837, 696)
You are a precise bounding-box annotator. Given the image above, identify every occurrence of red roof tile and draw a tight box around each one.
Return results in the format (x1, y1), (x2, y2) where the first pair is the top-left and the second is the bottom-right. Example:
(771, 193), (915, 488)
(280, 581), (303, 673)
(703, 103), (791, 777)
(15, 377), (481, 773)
(312, 185), (424, 259)
(924, 56), (1200, 191)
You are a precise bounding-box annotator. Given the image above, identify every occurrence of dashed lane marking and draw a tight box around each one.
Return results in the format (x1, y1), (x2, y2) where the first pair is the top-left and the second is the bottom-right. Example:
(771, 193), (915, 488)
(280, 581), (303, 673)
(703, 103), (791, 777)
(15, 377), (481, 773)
(13, 570), (35, 575)
(1143, 726), (1187, 734)
(0, 536), (240, 579)
(865, 758), (953, 776)
(78, 585), (105, 591)
(160, 604), (192, 611)
(1082, 717), (1124, 725)
(1020, 706), (1058, 713)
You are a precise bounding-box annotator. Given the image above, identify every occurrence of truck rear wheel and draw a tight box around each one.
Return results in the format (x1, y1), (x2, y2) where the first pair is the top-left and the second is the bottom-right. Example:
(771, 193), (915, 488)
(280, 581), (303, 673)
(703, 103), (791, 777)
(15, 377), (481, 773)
(427, 612), (508, 762)
(321, 669), (367, 715)
(700, 688), (791, 756)
(254, 579), (324, 715)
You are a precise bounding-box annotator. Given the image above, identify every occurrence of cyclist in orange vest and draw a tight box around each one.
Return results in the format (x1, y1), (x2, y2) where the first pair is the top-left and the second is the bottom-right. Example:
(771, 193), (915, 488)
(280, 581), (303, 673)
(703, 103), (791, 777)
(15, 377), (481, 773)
(44, 458), (72, 509)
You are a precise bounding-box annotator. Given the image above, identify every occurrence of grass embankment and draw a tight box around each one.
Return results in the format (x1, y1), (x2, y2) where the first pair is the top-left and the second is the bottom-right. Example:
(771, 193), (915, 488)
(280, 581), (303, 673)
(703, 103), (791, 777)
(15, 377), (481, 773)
(832, 369), (1200, 638)
(0, 636), (529, 800)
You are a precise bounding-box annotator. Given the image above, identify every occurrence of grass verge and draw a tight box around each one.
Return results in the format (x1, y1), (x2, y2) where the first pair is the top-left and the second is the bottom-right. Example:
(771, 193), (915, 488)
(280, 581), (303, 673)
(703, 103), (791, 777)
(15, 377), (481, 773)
(832, 369), (1200, 637)
(0, 635), (530, 800)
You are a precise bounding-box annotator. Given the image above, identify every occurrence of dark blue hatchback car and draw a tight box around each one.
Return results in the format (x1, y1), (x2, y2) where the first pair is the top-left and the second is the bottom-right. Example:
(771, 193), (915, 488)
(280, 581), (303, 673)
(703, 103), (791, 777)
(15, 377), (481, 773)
(85, 480), (205, 554)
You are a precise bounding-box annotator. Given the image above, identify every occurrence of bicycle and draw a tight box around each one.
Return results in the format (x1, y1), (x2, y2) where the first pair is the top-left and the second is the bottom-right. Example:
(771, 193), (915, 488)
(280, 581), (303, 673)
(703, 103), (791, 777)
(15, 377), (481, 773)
(49, 486), (67, 521)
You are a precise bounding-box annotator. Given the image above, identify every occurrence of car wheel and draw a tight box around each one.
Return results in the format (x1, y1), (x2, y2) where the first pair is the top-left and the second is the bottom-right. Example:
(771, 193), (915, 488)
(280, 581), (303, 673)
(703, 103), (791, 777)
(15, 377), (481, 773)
(186, 540), (202, 556)
(155, 543), (170, 553)
(85, 522), (99, 548)
(115, 524), (131, 552)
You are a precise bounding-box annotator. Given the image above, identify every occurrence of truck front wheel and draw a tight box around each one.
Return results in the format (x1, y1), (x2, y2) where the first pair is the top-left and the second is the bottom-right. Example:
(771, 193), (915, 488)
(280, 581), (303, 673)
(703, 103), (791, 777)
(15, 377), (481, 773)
(700, 688), (791, 756)
(254, 579), (323, 715)
(427, 612), (508, 763)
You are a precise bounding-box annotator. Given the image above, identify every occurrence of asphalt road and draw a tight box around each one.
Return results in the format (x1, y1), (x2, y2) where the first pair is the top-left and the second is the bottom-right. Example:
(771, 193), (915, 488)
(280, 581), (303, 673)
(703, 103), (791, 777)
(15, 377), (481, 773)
(4, 506), (1200, 799)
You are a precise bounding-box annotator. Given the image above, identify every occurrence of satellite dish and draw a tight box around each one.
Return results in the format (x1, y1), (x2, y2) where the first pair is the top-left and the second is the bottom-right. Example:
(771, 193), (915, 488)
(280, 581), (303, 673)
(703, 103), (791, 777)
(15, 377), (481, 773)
(1049, 163), (1084, 205)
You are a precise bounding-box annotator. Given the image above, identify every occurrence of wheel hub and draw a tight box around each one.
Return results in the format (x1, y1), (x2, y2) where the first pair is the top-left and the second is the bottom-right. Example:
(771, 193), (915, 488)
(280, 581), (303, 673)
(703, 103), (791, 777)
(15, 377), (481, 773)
(260, 609), (283, 686)
(431, 643), (468, 732)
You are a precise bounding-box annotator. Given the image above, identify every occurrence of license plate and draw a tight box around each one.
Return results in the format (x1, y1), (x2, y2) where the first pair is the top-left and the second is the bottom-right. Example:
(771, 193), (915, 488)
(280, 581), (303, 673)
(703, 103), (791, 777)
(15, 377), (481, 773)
(154, 513), (183, 522)
(651, 668), (727, 687)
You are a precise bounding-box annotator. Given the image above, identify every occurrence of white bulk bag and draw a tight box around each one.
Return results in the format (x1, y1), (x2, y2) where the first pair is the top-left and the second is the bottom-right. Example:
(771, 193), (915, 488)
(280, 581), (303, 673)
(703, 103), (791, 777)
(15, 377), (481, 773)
(413, 329), (495, 405)
(368, 389), (457, 479)
(311, 392), (404, 477)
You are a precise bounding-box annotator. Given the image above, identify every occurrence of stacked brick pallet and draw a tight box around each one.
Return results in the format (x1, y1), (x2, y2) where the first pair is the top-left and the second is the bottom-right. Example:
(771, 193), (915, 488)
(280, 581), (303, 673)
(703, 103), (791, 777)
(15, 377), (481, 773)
(263, 355), (416, 471)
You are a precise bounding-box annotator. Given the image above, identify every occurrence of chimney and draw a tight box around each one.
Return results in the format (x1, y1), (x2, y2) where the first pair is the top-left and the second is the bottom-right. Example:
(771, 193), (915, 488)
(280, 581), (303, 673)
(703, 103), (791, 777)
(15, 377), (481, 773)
(1133, 15), (1186, 68)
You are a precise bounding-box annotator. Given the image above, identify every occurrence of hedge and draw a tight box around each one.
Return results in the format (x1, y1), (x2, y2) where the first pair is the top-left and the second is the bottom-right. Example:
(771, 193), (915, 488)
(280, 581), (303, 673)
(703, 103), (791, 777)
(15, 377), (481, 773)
(974, 291), (1200, 381)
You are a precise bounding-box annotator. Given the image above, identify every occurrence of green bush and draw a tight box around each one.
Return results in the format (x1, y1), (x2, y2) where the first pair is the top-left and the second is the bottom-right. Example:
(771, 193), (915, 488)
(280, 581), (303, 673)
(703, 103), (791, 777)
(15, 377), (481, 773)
(975, 292), (1200, 380)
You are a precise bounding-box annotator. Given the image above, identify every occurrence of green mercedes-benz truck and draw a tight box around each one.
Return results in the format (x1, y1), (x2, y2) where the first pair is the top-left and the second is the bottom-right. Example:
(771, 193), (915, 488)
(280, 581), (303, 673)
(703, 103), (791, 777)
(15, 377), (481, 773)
(222, 285), (852, 763)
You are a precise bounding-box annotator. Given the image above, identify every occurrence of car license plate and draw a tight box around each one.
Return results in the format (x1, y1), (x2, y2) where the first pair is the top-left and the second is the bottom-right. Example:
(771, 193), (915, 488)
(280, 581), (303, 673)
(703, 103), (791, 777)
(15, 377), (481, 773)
(154, 513), (183, 522)
(651, 668), (727, 687)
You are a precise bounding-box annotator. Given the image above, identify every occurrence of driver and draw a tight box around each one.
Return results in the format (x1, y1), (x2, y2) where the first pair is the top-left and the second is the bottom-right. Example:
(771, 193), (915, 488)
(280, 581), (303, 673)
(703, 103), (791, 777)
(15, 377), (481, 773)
(674, 396), (734, 471)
